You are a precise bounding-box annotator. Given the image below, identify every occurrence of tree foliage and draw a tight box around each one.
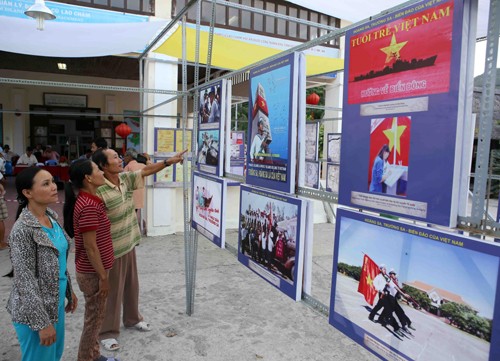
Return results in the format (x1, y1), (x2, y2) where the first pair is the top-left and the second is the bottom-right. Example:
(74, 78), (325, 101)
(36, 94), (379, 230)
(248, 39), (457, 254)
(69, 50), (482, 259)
(440, 301), (491, 341)
(337, 262), (361, 281)
(231, 102), (249, 133)
(401, 285), (431, 310)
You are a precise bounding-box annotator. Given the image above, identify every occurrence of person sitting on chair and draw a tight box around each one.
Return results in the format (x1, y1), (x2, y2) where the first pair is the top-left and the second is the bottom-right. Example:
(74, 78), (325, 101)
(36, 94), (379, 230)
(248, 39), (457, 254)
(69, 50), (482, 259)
(17, 147), (38, 167)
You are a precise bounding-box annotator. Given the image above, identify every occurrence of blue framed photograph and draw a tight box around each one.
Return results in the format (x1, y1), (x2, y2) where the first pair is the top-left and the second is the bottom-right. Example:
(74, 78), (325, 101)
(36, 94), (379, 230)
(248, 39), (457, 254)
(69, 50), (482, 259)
(238, 184), (306, 301)
(192, 171), (227, 248)
(330, 208), (500, 361)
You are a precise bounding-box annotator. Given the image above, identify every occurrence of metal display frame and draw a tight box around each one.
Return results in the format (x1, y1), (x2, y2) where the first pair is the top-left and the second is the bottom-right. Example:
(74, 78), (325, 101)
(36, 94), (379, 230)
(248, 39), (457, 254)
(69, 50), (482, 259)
(1, 0), (498, 319)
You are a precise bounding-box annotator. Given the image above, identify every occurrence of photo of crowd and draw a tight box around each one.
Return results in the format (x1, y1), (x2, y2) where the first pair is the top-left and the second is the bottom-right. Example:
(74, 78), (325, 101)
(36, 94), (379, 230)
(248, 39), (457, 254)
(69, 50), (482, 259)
(191, 172), (225, 247)
(239, 189), (301, 283)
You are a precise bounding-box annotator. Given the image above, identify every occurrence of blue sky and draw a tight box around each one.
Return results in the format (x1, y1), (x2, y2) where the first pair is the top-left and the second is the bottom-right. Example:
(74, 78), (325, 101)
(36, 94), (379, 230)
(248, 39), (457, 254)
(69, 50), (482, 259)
(240, 188), (298, 219)
(337, 216), (499, 318)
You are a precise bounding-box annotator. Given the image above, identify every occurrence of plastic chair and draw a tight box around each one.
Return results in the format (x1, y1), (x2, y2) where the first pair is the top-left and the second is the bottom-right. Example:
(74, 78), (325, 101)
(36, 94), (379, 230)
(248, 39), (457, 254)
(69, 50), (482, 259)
(5, 161), (12, 176)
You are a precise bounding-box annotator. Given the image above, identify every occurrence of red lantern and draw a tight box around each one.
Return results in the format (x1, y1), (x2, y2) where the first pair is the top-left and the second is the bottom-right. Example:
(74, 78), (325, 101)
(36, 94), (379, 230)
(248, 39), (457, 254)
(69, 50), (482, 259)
(306, 92), (320, 105)
(115, 122), (132, 155)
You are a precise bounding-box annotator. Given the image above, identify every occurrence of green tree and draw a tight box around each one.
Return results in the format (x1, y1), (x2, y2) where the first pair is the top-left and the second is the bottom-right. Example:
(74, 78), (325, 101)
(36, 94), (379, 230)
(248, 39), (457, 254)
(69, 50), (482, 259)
(337, 263), (361, 281)
(440, 302), (462, 325)
(440, 301), (491, 340)
(402, 285), (431, 310)
(231, 102), (249, 132)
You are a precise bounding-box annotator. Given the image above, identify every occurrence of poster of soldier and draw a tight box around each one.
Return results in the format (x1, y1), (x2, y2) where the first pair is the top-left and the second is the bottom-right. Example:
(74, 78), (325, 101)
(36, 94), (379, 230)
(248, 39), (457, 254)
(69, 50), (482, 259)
(338, 0), (472, 227)
(197, 79), (226, 176)
(238, 185), (306, 301)
(329, 209), (500, 361)
(191, 171), (227, 248)
(246, 52), (302, 194)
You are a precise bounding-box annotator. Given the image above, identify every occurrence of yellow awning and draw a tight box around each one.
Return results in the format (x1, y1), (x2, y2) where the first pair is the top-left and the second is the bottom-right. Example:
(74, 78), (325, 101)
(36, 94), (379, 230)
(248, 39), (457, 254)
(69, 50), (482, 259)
(154, 26), (344, 76)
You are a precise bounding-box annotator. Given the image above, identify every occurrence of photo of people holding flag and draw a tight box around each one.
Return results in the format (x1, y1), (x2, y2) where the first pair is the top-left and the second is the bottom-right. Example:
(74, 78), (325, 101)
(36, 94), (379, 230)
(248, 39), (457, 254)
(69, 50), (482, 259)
(329, 209), (500, 361)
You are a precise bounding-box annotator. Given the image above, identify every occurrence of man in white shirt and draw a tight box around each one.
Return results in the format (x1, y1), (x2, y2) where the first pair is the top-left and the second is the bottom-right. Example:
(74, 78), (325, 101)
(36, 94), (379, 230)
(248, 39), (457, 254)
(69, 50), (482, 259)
(378, 270), (403, 334)
(17, 146), (38, 166)
(250, 119), (269, 162)
(369, 265), (402, 334)
(2, 144), (18, 162)
(0, 153), (5, 174)
(207, 89), (220, 123)
(368, 264), (389, 321)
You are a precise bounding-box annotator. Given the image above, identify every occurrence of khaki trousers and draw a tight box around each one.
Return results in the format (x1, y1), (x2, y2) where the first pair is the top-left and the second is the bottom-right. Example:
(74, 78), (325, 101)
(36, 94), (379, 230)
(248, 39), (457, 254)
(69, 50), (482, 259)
(99, 248), (143, 340)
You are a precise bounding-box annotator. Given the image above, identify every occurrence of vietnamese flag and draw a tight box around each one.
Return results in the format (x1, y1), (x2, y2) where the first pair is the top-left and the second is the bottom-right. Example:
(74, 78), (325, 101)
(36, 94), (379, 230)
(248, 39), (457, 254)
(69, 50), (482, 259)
(347, 0), (455, 104)
(357, 255), (380, 306)
(367, 116), (411, 190)
(251, 83), (269, 119)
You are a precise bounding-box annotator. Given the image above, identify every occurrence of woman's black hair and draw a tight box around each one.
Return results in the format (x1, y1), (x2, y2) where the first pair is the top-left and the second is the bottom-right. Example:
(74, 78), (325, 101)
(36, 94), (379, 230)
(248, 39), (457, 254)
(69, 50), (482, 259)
(63, 159), (93, 238)
(92, 148), (109, 171)
(377, 144), (390, 159)
(15, 166), (43, 220)
(5, 167), (44, 278)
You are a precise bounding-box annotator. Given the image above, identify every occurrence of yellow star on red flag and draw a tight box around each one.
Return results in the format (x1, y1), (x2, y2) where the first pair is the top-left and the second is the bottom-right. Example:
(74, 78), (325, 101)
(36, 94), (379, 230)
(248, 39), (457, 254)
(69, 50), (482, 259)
(383, 117), (407, 155)
(366, 274), (373, 286)
(380, 34), (408, 64)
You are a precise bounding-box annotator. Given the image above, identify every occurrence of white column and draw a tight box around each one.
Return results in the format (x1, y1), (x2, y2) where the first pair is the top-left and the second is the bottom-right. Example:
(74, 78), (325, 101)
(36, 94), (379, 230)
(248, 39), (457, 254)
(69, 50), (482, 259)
(143, 53), (183, 236)
(10, 89), (28, 153)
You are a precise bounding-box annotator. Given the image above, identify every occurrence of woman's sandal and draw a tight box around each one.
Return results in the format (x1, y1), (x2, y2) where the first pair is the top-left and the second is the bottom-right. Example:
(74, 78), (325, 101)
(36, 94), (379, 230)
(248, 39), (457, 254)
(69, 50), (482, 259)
(100, 338), (120, 351)
(130, 321), (151, 332)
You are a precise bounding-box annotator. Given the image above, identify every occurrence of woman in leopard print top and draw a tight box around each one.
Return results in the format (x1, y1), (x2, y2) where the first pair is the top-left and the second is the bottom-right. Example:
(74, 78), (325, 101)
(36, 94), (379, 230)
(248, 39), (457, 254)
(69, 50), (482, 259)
(6, 167), (78, 361)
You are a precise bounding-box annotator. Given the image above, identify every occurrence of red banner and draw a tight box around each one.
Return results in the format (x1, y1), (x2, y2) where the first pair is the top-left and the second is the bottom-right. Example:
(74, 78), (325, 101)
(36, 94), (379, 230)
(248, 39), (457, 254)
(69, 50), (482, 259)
(348, 1), (454, 104)
(368, 116), (411, 189)
(357, 254), (379, 306)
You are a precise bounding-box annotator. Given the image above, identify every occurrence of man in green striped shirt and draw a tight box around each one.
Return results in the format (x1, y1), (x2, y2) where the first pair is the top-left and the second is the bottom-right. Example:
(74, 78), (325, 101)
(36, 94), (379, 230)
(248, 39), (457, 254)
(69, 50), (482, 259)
(93, 148), (186, 351)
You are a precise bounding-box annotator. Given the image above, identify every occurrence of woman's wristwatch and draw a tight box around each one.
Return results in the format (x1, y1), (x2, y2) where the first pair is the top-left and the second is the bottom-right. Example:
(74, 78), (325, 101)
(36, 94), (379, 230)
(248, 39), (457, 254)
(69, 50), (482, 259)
(163, 159), (170, 167)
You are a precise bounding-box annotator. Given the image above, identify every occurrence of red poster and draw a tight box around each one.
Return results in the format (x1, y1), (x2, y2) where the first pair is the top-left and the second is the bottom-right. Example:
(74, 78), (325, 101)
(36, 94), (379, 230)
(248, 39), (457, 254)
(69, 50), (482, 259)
(348, 1), (454, 104)
(368, 116), (411, 194)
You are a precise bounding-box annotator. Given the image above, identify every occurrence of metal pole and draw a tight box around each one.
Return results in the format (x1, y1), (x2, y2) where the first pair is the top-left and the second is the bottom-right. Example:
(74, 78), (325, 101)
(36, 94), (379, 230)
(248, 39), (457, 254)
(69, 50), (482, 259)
(187, 0), (204, 315)
(470, 0), (500, 225)
(139, 0), (199, 60)
(182, 12), (195, 316)
(204, 0), (217, 82)
(235, 103), (238, 131)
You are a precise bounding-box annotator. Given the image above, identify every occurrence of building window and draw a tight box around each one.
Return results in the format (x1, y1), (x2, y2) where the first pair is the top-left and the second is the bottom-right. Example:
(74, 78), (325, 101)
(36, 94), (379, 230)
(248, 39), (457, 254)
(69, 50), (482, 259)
(216, 3), (227, 26)
(288, 7), (297, 38)
(264, 2), (275, 34)
(241, 0), (252, 30)
(254, 0), (264, 32)
(52, 0), (154, 16)
(228, 4), (239, 27)
(173, 0), (340, 49)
